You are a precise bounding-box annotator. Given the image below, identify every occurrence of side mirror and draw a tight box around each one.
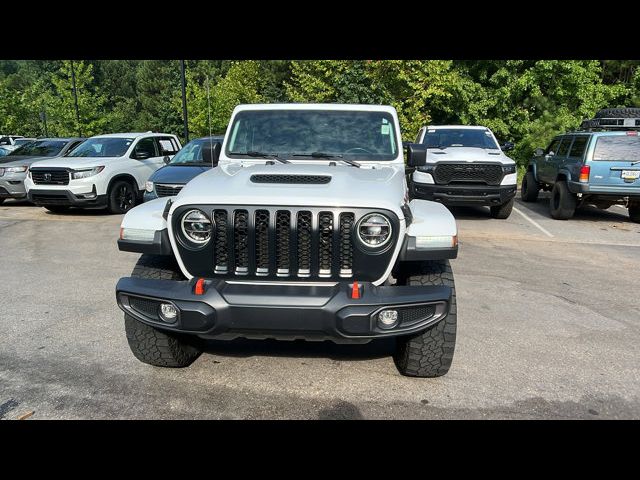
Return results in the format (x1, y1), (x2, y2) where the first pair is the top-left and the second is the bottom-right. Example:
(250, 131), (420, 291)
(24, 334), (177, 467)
(534, 147), (545, 157)
(163, 155), (171, 164)
(500, 141), (515, 152)
(135, 151), (151, 160)
(406, 143), (428, 167)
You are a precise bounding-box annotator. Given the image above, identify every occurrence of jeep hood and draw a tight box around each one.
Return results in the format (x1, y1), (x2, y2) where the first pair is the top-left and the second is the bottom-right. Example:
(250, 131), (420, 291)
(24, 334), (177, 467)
(427, 147), (513, 164)
(172, 162), (406, 213)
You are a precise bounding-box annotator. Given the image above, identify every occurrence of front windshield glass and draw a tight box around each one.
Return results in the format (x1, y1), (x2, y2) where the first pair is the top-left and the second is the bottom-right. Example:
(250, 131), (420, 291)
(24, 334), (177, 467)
(226, 110), (398, 160)
(170, 138), (219, 165)
(424, 128), (499, 149)
(67, 137), (133, 158)
(9, 140), (66, 157)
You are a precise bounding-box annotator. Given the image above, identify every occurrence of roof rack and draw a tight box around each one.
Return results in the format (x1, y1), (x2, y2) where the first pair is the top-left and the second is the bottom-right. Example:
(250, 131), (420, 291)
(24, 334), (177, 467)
(579, 117), (640, 131)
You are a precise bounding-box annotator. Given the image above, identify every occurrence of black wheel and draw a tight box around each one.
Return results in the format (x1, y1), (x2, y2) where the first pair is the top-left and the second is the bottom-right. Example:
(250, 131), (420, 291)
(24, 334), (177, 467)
(108, 180), (137, 214)
(490, 197), (514, 219)
(393, 260), (457, 378)
(124, 255), (202, 368)
(44, 205), (70, 213)
(549, 181), (576, 220)
(629, 203), (640, 223)
(0, 198), (5, 205)
(594, 107), (640, 119)
(521, 171), (539, 202)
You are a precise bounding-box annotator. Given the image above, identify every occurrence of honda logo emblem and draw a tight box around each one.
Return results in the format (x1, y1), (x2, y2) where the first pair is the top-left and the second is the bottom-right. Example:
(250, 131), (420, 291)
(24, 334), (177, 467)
(44, 173), (52, 181)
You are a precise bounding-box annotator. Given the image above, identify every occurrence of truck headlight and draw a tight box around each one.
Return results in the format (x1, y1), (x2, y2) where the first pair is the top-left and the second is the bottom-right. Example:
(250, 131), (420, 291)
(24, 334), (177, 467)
(503, 164), (516, 174)
(181, 209), (213, 245)
(357, 213), (392, 247)
(145, 181), (154, 193)
(71, 166), (104, 179)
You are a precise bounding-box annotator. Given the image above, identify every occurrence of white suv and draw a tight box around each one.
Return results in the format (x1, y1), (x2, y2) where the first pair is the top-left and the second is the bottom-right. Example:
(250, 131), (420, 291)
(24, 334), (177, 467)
(25, 132), (181, 214)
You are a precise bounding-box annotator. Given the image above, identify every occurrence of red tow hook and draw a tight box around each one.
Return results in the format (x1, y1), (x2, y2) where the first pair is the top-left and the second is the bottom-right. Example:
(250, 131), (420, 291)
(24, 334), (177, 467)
(350, 281), (362, 299)
(194, 278), (206, 295)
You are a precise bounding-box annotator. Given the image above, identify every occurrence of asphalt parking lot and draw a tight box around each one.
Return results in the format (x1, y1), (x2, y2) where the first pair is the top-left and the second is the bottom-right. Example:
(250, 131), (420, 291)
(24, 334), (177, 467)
(1, 194), (639, 419)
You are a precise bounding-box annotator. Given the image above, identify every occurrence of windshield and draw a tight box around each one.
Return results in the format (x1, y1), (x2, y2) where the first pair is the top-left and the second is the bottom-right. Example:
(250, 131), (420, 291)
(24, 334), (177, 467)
(226, 110), (398, 161)
(170, 138), (219, 165)
(9, 140), (66, 157)
(424, 128), (499, 149)
(593, 135), (640, 162)
(67, 137), (133, 158)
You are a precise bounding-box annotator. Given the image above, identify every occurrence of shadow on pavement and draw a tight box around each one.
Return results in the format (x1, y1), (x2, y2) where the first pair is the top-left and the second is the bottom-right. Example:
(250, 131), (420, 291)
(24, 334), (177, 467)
(518, 194), (633, 224)
(201, 337), (396, 362)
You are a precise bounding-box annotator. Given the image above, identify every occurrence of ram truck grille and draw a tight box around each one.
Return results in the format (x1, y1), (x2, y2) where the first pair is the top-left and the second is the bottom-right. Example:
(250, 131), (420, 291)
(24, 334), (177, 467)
(173, 206), (399, 282)
(433, 163), (504, 186)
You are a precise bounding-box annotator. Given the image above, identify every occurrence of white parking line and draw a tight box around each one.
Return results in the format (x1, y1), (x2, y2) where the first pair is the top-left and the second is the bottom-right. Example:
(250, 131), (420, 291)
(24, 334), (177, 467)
(513, 207), (554, 238)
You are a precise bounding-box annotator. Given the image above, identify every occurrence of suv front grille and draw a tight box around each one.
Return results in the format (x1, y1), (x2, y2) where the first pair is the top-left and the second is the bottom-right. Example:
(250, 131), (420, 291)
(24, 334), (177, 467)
(155, 184), (183, 197)
(31, 169), (69, 185)
(173, 206), (400, 282)
(433, 163), (504, 186)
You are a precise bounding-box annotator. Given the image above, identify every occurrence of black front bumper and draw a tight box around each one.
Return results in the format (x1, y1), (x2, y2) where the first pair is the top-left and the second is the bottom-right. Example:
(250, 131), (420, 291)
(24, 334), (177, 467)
(27, 189), (107, 208)
(411, 182), (517, 206)
(115, 277), (452, 343)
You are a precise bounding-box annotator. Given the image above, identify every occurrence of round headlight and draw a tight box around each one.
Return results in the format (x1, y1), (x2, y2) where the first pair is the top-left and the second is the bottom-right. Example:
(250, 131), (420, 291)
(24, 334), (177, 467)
(181, 209), (212, 245)
(357, 213), (392, 247)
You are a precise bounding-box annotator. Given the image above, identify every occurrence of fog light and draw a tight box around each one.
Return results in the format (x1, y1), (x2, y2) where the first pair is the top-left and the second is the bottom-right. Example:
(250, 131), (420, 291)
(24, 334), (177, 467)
(377, 309), (398, 329)
(159, 303), (178, 323)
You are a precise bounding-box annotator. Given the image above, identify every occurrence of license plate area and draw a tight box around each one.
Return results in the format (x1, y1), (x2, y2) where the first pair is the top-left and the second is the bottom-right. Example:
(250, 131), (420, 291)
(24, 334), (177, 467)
(621, 170), (640, 181)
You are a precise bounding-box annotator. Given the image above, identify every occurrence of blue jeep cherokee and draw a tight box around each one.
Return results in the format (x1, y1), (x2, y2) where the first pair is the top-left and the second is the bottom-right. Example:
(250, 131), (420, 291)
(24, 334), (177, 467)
(521, 108), (640, 222)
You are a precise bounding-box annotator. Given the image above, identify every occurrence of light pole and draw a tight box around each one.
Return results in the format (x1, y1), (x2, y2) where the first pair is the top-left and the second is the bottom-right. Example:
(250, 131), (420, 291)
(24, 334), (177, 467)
(70, 60), (82, 137)
(180, 60), (189, 143)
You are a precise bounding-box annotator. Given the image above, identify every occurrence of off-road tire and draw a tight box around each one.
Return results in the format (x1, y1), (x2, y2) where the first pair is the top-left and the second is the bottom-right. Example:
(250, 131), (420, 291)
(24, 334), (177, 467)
(44, 205), (70, 213)
(549, 181), (576, 220)
(393, 260), (457, 378)
(124, 254), (201, 368)
(521, 171), (540, 202)
(629, 203), (640, 223)
(490, 197), (514, 219)
(594, 107), (640, 119)
(108, 179), (137, 214)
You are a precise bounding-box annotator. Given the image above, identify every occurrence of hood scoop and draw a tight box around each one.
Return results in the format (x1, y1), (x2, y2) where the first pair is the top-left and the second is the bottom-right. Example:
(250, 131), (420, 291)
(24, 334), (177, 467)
(250, 174), (331, 184)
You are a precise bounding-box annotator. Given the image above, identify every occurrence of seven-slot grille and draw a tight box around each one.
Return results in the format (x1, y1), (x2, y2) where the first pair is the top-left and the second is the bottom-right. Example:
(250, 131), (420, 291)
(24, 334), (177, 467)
(207, 208), (355, 279)
(31, 169), (70, 185)
(433, 163), (504, 186)
(155, 183), (184, 197)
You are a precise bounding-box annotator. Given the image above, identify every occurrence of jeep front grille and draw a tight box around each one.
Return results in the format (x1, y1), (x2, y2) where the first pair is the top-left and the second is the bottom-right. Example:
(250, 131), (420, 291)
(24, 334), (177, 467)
(174, 206), (399, 282)
(433, 163), (504, 186)
(31, 169), (69, 185)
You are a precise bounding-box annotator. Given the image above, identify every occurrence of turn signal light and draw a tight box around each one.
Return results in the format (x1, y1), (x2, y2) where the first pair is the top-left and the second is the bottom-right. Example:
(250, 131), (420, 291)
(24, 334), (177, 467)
(194, 278), (206, 295)
(579, 165), (590, 183)
(350, 281), (361, 299)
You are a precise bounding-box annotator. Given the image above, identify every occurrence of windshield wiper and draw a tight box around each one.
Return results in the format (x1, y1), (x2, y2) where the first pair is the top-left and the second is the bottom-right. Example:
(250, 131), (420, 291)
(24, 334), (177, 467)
(230, 151), (290, 164)
(291, 152), (361, 168)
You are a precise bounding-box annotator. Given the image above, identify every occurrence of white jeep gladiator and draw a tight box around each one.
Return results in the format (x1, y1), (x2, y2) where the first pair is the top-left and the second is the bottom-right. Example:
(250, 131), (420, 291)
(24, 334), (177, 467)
(115, 104), (459, 377)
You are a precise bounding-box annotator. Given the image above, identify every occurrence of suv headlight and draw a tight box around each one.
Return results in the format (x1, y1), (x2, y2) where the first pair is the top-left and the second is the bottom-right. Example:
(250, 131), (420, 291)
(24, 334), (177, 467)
(145, 181), (154, 193)
(503, 164), (516, 174)
(357, 213), (392, 248)
(71, 166), (104, 179)
(2, 166), (28, 175)
(181, 209), (213, 245)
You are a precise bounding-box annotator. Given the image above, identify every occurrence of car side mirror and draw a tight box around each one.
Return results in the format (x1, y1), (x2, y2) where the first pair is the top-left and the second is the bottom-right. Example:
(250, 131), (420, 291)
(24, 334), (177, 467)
(501, 141), (515, 152)
(163, 155), (171, 164)
(406, 143), (428, 167)
(135, 151), (151, 160)
(534, 147), (545, 157)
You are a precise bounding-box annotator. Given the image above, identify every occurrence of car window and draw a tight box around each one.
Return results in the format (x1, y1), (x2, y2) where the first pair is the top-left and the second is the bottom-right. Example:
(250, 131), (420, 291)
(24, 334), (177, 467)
(568, 136), (589, 158)
(546, 138), (561, 155)
(64, 140), (84, 155)
(133, 137), (158, 158)
(157, 137), (178, 155)
(67, 137), (134, 157)
(556, 137), (572, 157)
(8, 140), (66, 157)
(592, 135), (640, 162)
(423, 128), (499, 149)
